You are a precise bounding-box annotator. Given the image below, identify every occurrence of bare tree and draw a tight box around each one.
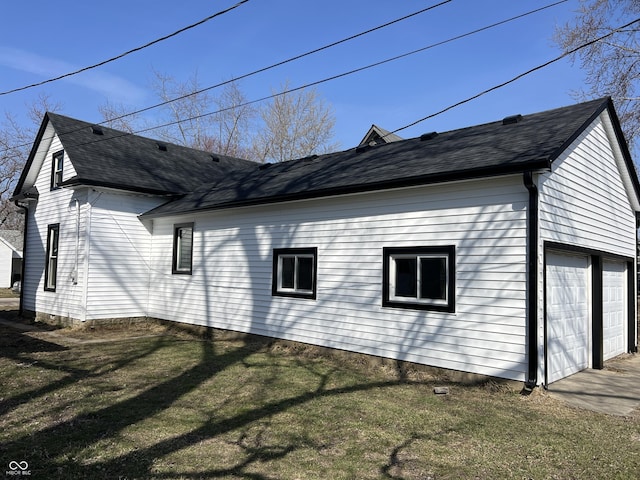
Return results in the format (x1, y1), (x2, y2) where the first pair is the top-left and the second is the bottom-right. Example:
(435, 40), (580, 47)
(150, 69), (221, 152)
(214, 80), (255, 159)
(98, 100), (141, 133)
(252, 81), (339, 163)
(0, 94), (62, 229)
(555, 0), (640, 148)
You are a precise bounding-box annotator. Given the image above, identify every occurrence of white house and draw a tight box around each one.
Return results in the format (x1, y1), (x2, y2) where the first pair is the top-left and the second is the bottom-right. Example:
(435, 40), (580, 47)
(0, 230), (23, 288)
(12, 97), (639, 387)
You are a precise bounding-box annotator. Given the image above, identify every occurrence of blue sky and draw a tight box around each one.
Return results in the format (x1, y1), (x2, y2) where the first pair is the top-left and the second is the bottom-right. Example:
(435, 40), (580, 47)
(0, 0), (589, 149)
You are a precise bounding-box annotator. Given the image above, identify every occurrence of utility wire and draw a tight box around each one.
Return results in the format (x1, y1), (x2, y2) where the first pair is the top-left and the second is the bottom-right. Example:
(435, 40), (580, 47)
(2, 0), (568, 155)
(92, 0), (454, 126)
(0, 0), (456, 154)
(115, 1), (573, 140)
(0, 0), (251, 96)
(388, 16), (640, 136)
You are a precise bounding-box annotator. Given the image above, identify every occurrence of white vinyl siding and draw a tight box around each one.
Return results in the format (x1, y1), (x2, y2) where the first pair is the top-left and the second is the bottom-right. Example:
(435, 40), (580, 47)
(20, 131), (164, 321)
(539, 116), (637, 258)
(149, 176), (529, 381)
(83, 191), (164, 320)
(22, 134), (85, 320)
(0, 243), (16, 288)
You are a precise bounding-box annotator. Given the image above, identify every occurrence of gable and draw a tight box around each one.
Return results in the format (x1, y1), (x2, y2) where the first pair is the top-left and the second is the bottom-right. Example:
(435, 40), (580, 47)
(13, 121), (79, 200)
(13, 113), (256, 199)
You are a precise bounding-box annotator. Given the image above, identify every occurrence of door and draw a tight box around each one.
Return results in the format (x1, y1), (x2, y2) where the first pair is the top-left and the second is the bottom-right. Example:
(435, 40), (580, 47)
(602, 261), (627, 360)
(546, 252), (590, 384)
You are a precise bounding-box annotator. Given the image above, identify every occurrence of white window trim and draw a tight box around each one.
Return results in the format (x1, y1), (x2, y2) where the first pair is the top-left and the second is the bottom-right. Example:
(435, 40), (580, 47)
(272, 248), (317, 299)
(383, 246), (455, 312)
(388, 253), (449, 306)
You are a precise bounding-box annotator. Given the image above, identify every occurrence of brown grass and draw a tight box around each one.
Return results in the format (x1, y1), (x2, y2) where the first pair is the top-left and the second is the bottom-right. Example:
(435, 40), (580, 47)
(1, 319), (638, 479)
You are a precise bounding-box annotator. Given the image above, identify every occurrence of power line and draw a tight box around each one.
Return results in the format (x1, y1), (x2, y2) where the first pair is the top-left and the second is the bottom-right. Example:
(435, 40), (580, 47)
(389, 16), (640, 136)
(96, 0), (454, 126)
(2, 0), (569, 156)
(119, 1), (573, 139)
(0, 0), (456, 154)
(0, 0), (251, 96)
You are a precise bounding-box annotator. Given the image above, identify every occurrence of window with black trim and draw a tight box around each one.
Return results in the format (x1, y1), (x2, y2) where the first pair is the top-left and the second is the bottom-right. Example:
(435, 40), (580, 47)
(272, 248), (317, 299)
(172, 223), (194, 274)
(44, 224), (60, 291)
(51, 150), (64, 190)
(383, 246), (455, 312)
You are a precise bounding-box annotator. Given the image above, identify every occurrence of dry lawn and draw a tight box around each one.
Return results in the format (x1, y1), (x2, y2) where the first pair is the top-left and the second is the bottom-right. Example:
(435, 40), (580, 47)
(1, 317), (639, 479)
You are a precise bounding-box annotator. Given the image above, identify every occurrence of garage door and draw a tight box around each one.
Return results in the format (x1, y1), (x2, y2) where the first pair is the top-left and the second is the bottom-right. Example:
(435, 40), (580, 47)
(546, 252), (590, 384)
(603, 261), (627, 360)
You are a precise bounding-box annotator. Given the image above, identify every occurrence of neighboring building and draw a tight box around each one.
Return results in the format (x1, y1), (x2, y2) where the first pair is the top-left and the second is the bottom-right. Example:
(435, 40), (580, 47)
(0, 230), (23, 288)
(359, 124), (403, 146)
(12, 97), (639, 387)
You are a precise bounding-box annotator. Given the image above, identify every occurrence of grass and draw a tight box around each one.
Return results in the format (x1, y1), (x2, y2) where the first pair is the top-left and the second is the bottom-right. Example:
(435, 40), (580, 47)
(1, 319), (639, 479)
(0, 288), (19, 298)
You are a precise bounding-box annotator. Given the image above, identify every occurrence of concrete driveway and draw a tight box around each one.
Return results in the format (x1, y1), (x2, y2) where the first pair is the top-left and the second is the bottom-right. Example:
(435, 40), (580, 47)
(548, 354), (640, 416)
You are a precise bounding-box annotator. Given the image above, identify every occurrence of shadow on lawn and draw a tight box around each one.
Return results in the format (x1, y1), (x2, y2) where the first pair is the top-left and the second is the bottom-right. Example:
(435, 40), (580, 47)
(0, 326), (420, 479)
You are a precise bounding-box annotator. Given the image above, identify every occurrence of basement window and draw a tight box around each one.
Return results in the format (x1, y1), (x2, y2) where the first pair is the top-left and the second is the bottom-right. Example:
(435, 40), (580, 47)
(383, 246), (455, 312)
(272, 248), (317, 299)
(172, 223), (194, 275)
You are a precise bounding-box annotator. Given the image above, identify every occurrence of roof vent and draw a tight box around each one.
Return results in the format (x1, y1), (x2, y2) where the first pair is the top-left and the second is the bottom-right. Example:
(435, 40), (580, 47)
(210, 155), (220, 162)
(420, 132), (438, 141)
(259, 163), (271, 170)
(91, 126), (104, 135)
(355, 144), (372, 154)
(156, 142), (168, 152)
(502, 114), (523, 126)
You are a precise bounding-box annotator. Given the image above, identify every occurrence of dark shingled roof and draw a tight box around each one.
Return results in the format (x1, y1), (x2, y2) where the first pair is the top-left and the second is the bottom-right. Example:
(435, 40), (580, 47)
(15, 113), (255, 197)
(143, 97), (636, 218)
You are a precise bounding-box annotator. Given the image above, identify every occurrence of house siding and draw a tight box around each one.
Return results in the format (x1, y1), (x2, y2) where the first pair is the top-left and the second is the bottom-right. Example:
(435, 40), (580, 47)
(83, 191), (162, 320)
(149, 176), (529, 381)
(22, 134), (86, 319)
(539, 115), (637, 257)
(537, 113), (638, 381)
(21, 132), (164, 322)
(0, 243), (14, 287)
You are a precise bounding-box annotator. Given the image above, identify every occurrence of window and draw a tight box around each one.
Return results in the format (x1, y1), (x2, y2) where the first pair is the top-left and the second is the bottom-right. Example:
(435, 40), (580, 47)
(172, 223), (194, 274)
(272, 248), (317, 299)
(44, 224), (60, 291)
(383, 246), (455, 312)
(51, 150), (64, 190)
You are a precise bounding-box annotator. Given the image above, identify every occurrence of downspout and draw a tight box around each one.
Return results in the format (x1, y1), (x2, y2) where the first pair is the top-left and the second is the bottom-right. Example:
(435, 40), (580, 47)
(523, 171), (538, 389)
(72, 199), (79, 285)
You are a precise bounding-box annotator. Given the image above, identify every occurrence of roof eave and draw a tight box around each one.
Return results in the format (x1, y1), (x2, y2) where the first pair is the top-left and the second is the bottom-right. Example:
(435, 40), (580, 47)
(60, 177), (183, 197)
(141, 159), (551, 219)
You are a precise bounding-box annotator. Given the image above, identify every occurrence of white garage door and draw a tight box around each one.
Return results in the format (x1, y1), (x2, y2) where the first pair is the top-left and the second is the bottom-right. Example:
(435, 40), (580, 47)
(546, 252), (590, 384)
(603, 261), (627, 361)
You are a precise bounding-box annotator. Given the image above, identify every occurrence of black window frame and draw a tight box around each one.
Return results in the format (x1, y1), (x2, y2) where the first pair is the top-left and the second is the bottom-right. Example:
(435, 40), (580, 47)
(382, 246), (455, 312)
(272, 247), (317, 299)
(172, 222), (194, 275)
(44, 224), (60, 292)
(50, 150), (64, 190)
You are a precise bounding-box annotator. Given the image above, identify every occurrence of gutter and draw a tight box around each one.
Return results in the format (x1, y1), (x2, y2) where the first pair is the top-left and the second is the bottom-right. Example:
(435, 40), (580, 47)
(523, 171), (539, 389)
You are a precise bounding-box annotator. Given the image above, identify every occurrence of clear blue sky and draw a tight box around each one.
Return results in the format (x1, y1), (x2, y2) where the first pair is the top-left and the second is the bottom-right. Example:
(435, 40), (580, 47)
(0, 0), (589, 149)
